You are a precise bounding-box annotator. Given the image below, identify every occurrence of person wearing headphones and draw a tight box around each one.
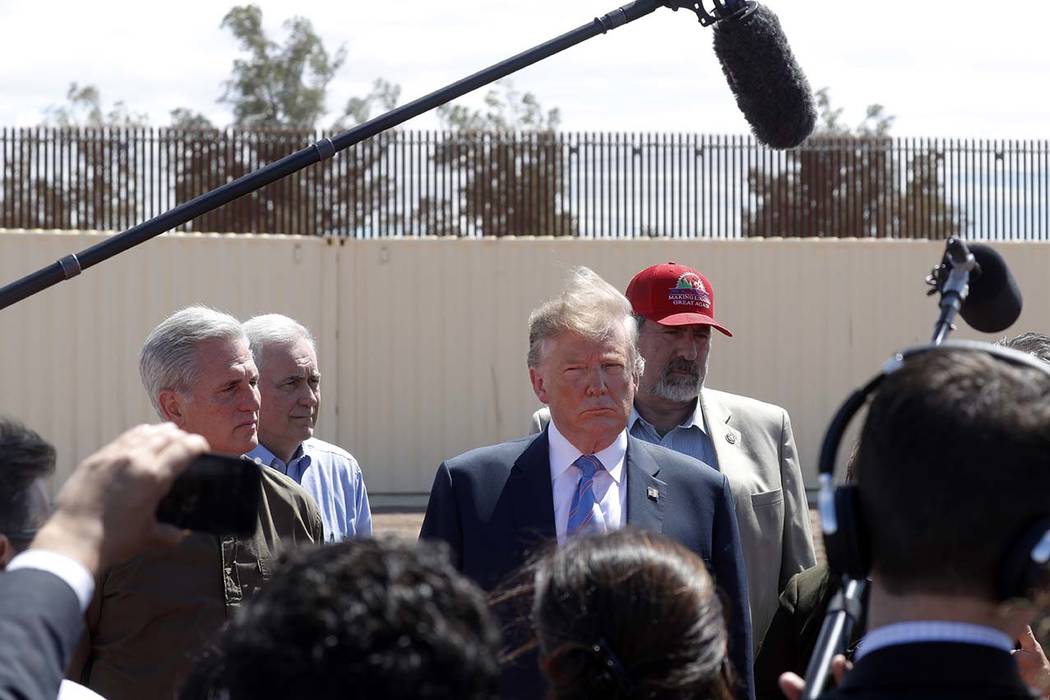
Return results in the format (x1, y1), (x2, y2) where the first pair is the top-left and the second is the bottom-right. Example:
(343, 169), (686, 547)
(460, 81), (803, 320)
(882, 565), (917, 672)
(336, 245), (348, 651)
(802, 347), (1049, 699)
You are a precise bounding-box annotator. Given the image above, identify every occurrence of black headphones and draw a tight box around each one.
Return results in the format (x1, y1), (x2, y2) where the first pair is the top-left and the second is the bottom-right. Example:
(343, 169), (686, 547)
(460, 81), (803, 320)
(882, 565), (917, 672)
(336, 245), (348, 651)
(819, 339), (1050, 601)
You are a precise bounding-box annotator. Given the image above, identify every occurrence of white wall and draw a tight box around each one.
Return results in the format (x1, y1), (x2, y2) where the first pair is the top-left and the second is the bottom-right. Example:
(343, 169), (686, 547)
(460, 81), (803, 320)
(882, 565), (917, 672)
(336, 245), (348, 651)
(2, 230), (1047, 500)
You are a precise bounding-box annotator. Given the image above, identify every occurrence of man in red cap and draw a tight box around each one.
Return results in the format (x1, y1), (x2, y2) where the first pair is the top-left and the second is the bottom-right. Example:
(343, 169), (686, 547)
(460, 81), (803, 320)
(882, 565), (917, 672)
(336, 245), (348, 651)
(532, 262), (814, 652)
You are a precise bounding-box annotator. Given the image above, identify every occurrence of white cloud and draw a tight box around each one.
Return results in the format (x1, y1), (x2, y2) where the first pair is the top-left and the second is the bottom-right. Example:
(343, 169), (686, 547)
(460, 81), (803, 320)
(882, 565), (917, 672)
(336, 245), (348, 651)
(0, 0), (1048, 137)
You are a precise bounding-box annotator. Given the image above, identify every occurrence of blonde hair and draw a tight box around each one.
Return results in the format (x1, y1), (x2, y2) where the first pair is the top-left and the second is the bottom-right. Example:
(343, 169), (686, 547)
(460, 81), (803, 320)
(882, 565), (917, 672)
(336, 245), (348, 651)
(527, 267), (643, 377)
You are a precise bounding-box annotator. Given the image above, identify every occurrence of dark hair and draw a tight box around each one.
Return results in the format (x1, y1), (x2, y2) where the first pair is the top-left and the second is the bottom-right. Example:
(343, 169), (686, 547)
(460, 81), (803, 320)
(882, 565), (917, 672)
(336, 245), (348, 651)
(181, 538), (501, 700)
(856, 349), (1050, 598)
(532, 530), (734, 700)
(1000, 331), (1050, 364)
(0, 418), (56, 546)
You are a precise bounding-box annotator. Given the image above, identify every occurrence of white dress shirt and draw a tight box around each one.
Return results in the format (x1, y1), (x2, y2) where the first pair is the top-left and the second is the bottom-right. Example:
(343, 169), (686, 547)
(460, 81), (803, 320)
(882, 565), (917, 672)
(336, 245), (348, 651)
(548, 420), (628, 544)
(59, 680), (105, 700)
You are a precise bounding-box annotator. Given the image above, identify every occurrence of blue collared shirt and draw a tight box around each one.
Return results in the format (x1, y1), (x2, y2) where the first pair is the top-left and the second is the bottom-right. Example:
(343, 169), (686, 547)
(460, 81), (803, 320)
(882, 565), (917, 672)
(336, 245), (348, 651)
(247, 438), (372, 542)
(855, 620), (1014, 660)
(547, 420), (628, 543)
(628, 398), (719, 470)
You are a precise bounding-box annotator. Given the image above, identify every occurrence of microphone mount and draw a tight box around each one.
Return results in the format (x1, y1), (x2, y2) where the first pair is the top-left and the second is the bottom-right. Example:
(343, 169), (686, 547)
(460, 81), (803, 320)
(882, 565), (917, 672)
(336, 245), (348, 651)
(662, 0), (757, 26)
(926, 237), (979, 344)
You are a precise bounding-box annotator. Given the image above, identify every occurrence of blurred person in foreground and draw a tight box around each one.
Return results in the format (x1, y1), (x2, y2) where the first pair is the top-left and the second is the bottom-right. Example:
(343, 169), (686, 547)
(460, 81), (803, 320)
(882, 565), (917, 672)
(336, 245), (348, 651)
(421, 267), (752, 699)
(532, 261), (814, 652)
(531, 529), (735, 700)
(783, 348), (1050, 700)
(179, 538), (500, 700)
(760, 332), (1050, 699)
(70, 306), (322, 700)
(1001, 331), (1050, 364)
(244, 313), (372, 541)
(0, 418), (102, 700)
(0, 422), (207, 700)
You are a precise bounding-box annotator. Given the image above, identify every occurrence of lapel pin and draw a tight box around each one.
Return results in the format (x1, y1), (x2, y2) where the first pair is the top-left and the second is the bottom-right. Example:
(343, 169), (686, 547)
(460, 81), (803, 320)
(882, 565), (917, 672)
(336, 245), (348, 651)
(725, 432), (737, 445)
(646, 486), (660, 501)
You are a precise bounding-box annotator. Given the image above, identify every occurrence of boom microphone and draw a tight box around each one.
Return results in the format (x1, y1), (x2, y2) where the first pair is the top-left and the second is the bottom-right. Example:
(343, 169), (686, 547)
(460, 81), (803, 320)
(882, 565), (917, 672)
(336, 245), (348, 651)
(0, 0), (820, 309)
(929, 239), (1023, 339)
(711, 1), (816, 149)
(962, 243), (1023, 333)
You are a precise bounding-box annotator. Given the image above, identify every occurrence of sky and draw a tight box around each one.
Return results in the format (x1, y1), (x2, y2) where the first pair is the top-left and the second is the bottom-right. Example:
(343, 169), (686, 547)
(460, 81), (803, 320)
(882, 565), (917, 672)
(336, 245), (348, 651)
(1, 1), (1049, 140)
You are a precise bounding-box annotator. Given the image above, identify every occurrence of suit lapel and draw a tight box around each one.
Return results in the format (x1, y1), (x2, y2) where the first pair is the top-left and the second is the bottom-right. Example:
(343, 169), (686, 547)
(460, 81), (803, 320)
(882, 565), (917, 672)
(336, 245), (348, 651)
(508, 429), (557, 543)
(625, 437), (665, 534)
(702, 389), (741, 475)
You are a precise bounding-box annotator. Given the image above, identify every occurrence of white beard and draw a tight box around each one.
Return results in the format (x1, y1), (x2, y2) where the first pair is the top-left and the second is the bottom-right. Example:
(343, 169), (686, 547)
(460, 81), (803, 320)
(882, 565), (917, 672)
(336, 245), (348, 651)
(651, 373), (702, 402)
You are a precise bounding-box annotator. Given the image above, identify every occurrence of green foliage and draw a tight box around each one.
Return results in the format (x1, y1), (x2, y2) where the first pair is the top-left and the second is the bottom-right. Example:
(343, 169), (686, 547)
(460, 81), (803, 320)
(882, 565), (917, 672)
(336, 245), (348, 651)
(169, 5), (403, 234)
(1, 83), (150, 229)
(743, 88), (960, 239)
(335, 78), (401, 130)
(436, 82), (561, 132)
(169, 108), (217, 130)
(11, 7), (575, 237)
(43, 83), (148, 128)
(419, 80), (575, 237)
(219, 4), (345, 129)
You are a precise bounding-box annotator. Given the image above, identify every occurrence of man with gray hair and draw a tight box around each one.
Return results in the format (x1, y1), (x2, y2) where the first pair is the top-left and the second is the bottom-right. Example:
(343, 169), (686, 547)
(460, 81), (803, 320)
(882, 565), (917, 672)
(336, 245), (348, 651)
(244, 313), (372, 541)
(532, 261), (814, 654)
(70, 306), (322, 700)
(420, 267), (753, 700)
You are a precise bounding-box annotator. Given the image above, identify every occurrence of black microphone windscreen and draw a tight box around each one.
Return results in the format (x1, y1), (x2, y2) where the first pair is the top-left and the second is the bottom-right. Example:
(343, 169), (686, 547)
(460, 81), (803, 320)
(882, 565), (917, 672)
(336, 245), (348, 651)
(712, 3), (816, 149)
(962, 243), (1023, 333)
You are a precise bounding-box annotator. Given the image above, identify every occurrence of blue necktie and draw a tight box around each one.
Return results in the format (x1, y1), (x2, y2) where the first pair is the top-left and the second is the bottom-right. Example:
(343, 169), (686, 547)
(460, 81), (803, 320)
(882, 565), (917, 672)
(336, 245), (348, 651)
(566, 454), (606, 536)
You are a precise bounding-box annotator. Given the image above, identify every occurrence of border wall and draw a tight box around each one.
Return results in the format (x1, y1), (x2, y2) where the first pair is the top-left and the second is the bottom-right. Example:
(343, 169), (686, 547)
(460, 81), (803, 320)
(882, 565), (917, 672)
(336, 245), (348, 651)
(2, 230), (1048, 504)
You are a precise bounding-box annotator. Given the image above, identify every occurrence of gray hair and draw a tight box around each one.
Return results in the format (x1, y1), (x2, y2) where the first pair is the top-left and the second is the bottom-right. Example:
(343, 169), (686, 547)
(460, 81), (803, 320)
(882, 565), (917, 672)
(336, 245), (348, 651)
(999, 331), (1050, 365)
(139, 306), (247, 417)
(242, 314), (317, 372)
(527, 267), (644, 377)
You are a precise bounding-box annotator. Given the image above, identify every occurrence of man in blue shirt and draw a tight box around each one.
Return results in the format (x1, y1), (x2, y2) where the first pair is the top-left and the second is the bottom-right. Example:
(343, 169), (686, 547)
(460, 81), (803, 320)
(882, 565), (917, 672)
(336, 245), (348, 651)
(244, 314), (372, 541)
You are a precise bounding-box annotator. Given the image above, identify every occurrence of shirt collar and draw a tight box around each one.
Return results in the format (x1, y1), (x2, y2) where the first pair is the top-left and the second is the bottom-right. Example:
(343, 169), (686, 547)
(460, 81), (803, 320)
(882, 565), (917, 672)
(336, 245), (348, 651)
(245, 441), (310, 471)
(628, 397), (707, 434)
(855, 621), (1014, 661)
(547, 418), (627, 485)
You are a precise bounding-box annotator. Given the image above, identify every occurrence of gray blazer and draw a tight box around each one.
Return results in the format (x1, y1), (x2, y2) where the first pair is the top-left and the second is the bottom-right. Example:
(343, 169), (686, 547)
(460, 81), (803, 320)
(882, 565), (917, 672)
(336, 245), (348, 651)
(531, 387), (815, 650)
(0, 567), (84, 700)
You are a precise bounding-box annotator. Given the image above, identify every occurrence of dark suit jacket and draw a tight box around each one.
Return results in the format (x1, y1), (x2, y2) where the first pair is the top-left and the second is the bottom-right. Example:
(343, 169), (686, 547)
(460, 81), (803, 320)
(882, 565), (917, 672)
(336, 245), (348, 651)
(420, 430), (754, 700)
(817, 641), (1034, 700)
(755, 563), (868, 700)
(0, 567), (84, 700)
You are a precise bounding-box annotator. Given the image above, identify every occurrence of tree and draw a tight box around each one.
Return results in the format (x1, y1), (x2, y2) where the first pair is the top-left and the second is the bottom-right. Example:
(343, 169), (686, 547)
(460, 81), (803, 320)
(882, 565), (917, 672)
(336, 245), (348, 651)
(743, 89), (962, 239)
(219, 5), (344, 129)
(416, 80), (576, 237)
(1, 84), (149, 230)
(169, 5), (403, 235)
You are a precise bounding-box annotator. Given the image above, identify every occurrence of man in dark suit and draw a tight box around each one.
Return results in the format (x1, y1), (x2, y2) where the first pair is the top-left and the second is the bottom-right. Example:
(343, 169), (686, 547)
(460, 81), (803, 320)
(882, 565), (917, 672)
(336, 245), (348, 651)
(421, 266), (753, 700)
(532, 261), (815, 653)
(0, 421), (207, 700)
(808, 348), (1050, 700)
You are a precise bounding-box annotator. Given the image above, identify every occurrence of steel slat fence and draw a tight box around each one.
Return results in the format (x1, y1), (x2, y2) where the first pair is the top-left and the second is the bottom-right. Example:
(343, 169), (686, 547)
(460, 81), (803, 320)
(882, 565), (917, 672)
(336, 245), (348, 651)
(1, 126), (1046, 240)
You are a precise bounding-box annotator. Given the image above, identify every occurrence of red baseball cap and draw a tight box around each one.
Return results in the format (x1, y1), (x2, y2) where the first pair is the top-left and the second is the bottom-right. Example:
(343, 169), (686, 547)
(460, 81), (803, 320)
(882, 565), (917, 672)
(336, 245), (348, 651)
(625, 262), (733, 336)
